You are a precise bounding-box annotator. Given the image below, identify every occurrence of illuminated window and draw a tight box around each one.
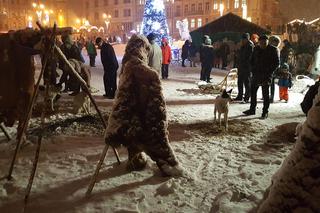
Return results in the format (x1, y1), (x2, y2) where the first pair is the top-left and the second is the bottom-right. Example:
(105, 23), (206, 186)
(242, 0), (246, 7)
(197, 18), (202, 27)
(213, 0), (218, 10)
(191, 18), (195, 28)
(234, 0), (239, 8)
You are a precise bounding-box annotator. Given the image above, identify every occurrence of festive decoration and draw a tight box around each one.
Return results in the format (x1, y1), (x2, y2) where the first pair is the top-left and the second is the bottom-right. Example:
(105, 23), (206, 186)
(176, 19), (191, 41)
(141, 0), (170, 43)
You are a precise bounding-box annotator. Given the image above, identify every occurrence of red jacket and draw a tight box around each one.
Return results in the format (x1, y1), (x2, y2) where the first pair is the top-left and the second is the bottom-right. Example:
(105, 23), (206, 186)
(161, 39), (172, 65)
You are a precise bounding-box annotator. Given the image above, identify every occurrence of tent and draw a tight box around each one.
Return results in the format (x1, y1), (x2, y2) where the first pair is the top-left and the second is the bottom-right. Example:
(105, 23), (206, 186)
(190, 13), (271, 47)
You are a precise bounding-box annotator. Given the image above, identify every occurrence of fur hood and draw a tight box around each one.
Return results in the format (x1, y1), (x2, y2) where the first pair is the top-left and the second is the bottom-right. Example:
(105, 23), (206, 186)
(105, 34), (169, 147)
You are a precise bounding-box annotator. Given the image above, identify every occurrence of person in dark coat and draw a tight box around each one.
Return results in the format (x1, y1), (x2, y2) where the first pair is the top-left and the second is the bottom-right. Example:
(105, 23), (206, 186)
(86, 39), (97, 67)
(243, 35), (280, 119)
(181, 40), (191, 67)
(269, 35), (282, 103)
(234, 33), (254, 102)
(220, 40), (230, 69)
(280, 39), (293, 65)
(200, 35), (214, 82)
(58, 34), (85, 95)
(96, 37), (119, 99)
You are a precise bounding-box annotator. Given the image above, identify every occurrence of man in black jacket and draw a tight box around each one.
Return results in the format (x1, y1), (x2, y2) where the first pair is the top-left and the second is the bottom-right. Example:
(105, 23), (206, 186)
(200, 35), (214, 82)
(243, 35), (280, 119)
(96, 37), (119, 99)
(234, 33), (254, 102)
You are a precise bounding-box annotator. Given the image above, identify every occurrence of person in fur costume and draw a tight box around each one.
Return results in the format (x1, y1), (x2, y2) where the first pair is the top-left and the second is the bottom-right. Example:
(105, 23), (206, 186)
(104, 34), (183, 177)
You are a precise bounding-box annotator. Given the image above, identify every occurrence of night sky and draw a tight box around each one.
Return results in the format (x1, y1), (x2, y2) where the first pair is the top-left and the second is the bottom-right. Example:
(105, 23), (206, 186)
(280, 0), (320, 22)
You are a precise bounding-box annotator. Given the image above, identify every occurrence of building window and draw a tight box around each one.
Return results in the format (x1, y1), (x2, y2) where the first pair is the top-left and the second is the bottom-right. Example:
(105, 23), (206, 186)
(197, 18), (202, 27)
(242, 0), (246, 7)
(184, 5), (188, 13)
(198, 3), (202, 11)
(234, 0), (239, 8)
(104, 0), (108, 6)
(114, 0), (118, 5)
(176, 5), (181, 16)
(85, 1), (89, 9)
(94, 12), (99, 20)
(191, 4), (195, 12)
(124, 9), (131, 17)
(226, 0), (230, 9)
(205, 18), (209, 23)
(115, 10), (119, 17)
(94, 0), (98, 7)
(213, 0), (218, 10)
(139, 0), (145, 4)
(191, 18), (195, 28)
(205, 2), (210, 11)
(124, 0), (130, 3)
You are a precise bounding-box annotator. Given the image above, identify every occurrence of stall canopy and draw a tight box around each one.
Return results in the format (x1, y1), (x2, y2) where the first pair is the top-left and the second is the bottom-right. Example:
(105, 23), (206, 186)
(190, 13), (271, 47)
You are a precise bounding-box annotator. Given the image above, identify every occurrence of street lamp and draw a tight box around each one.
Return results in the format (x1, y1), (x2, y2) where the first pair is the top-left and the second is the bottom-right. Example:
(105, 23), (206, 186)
(102, 13), (112, 33)
(31, 2), (53, 25)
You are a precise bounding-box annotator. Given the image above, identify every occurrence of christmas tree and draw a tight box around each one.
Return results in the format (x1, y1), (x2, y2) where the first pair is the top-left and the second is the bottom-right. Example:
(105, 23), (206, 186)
(141, 0), (170, 43)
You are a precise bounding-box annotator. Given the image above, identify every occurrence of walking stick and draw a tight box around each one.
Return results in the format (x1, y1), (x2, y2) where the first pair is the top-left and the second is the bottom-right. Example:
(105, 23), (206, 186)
(86, 144), (110, 197)
(0, 123), (11, 141)
(54, 45), (121, 164)
(23, 135), (43, 212)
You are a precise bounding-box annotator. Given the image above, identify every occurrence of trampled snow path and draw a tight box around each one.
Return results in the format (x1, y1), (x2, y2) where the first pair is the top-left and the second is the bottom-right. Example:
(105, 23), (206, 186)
(0, 52), (308, 213)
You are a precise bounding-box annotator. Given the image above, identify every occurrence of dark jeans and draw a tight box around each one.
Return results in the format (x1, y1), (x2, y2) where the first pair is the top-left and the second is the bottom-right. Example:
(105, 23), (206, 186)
(103, 70), (117, 98)
(89, 55), (96, 67)
(237, 73), (251, 100)
(161, 64), (169, 79)
(250, 83), (270, 114)
(203, 64), (212, 82)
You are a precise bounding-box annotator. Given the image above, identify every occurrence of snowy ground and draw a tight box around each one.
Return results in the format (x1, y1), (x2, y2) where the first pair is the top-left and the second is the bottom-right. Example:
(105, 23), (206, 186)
(0, 47), (307, 213)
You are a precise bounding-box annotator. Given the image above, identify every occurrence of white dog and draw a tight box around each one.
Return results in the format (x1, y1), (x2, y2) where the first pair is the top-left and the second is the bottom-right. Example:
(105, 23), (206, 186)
(214, 89), (232, 130)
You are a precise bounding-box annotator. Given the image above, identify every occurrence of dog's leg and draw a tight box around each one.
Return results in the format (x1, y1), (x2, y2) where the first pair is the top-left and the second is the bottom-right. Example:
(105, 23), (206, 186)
(214, 106), (217, 122)
(218, 113), (221, 128)
(225, 111), (228, 131)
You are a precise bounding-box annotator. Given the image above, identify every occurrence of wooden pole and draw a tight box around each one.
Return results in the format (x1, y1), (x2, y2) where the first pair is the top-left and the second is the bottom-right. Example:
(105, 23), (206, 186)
(23, 135), (43, 212)
(54, 45), (121, 165)
(0, 123), (11, 141)
(86, 144), (110, 197)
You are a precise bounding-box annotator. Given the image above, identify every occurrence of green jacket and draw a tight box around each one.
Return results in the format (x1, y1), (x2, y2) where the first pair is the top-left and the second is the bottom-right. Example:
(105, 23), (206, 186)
(86, 42), (97, 56)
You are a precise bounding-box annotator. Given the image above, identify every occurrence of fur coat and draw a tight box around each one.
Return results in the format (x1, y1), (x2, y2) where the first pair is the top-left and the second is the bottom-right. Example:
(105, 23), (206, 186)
(104, 35), (169, 149)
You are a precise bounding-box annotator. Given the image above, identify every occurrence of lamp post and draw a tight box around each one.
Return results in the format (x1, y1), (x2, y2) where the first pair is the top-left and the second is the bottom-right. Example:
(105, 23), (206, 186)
(32, 2), (53, 26)
(102, 13), (112, 34)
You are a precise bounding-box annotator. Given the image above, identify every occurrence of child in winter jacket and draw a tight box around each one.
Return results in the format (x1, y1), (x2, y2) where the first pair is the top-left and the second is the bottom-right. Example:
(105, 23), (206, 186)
(278, 63), (292, 102)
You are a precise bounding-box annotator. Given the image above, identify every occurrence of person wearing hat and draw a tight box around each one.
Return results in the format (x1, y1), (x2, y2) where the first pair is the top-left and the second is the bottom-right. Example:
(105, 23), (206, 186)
(96, 37), (119, 99)
(243, 34), (280, 119)
(200, 35), (214, 82)
(277, 63), (292, 102)
(234, 33), (254, 102)
(147, 33), (162, 75)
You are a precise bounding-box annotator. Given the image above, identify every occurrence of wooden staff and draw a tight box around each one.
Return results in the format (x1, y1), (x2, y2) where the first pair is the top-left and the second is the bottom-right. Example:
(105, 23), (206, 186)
(23, 135), (43, 212)
(0, 123), (11, 141)
(54, 45), (121, 164)
(86, 144), (110, 197)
